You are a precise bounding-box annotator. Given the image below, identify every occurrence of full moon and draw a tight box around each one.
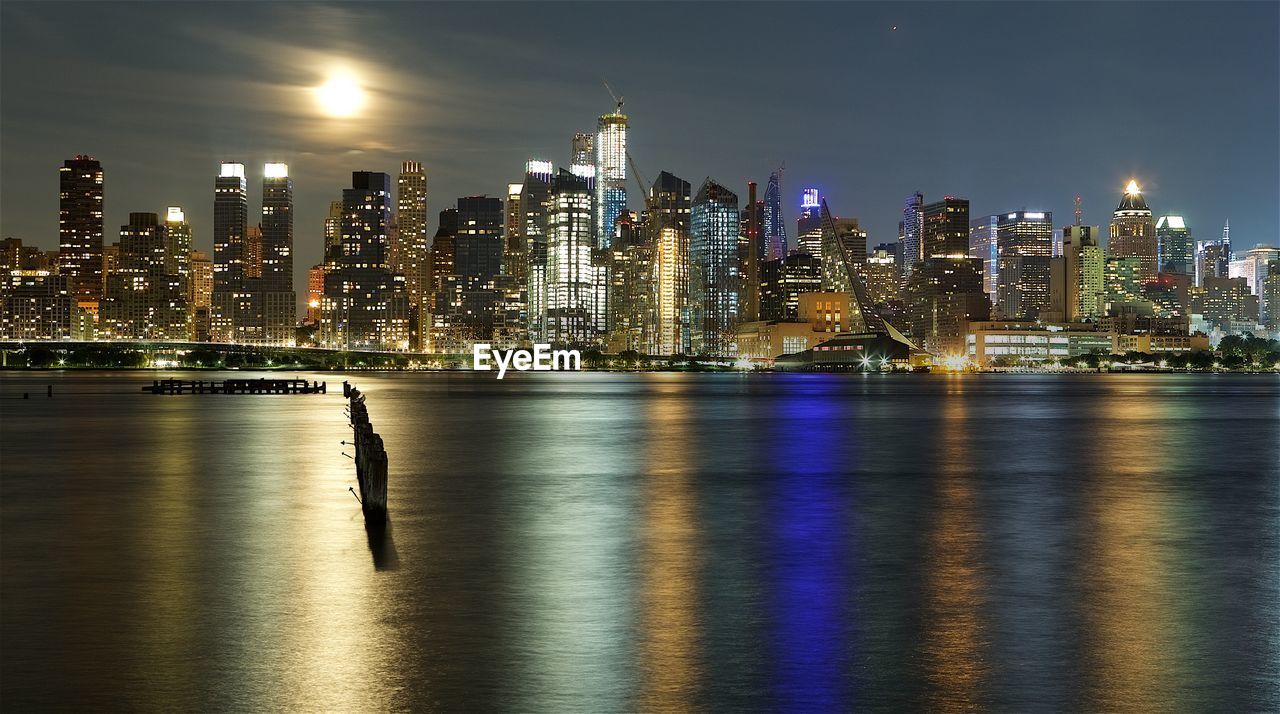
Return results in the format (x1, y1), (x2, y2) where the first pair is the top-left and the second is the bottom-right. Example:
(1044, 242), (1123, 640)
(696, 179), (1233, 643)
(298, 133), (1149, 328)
(314, 73), (366, 118)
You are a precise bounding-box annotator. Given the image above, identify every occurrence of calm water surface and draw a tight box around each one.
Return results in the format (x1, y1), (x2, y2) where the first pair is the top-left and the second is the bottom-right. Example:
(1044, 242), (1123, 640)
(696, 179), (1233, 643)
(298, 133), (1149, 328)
(2, 371), (1278, 711)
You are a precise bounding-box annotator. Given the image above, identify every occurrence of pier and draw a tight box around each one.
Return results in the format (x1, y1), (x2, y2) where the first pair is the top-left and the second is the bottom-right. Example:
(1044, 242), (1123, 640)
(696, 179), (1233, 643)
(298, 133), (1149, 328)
(142, 378), (326, 395)
(345, 382), (388, 525)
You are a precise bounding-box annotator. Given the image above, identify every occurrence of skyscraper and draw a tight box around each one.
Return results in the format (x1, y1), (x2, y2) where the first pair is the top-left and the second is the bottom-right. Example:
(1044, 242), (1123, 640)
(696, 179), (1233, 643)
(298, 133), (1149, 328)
(521, 160), (554, 343)
(759, 253), (821, 321)
(210, 162), (248, 342)
(1062, 225), (1105, 320)
(164, 207), (193, 316)
(739, 181), (763, 323)
(260, 163), (295, 345)
(1109, 180), (1158, 282)
(58, 156), (105, 305)
(1156, 215), (1193, 275)
(323, 171), (409, 349)
(994, 210), (1054, 320)
(899, 191), (925, 284)
(908, 197), (988, 355)
(690, 179), (740, 356)
(762, 170), (787, 260)
(968, 214), (999, 303)
(436, 195), (505, 341)
(796, 188), (822, 255)
(546, 169), (597, 344)
(651, 171), (691, 355)
(396, 161), (430, 320)
(595, 108), (627, 249)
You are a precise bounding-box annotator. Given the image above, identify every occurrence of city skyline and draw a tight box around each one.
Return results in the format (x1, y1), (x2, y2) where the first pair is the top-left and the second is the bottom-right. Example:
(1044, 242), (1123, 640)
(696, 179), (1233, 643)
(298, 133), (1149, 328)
(2, 1), (1277, 302)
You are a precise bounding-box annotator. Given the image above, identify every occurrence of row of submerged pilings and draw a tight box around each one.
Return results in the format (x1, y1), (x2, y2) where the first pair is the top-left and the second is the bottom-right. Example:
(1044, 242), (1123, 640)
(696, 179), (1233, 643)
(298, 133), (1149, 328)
(344, 381), (388, 526)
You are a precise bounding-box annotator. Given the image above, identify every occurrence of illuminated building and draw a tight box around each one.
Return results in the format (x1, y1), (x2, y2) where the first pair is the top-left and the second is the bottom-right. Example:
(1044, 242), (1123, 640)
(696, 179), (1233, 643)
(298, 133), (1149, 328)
(690, 179), (740, 356)
(899, 191), (924, 280)
(1229, 245), (1280, 306)
(243, 225), (262, 279)
(796, 188), (822, 255)
(857, 243), (900, 307)
(2, 238), (55, 272)
(992, 210), (1055, 319)
(738, 181), (764, 323)
(1263, 260), (1280, 333)
(965, 321), (1113, 367)
(306, 264), (324, 323)
(58, 156), (105, 305)
(1062, 225), (1106, 320)
(546, 169), (598, 344)
(259, 163), (295, 345)
(605, 210), (654, 353)
(323, 171), (410, 350)
(210, 162), (248, 342)
(908, 197), (988, 355)
(396, 161), (430, 320)
(650, 171), (691, 355)
(163, 207), (193, 317)
(595, 109), (627, 248)
(0, 270), (73, 340)
(504, 182), (524, 281)
(762, 170), (787, 260)
(1155, 215), (1193, 275)
(1196, 276), (1257, 333)
(968, 215), (998, 303)
(100, 212), (189, 340)
(736, 292), (852, 360)
(760, 253), (821, 321)
(1109, 180), (1158, 282)
(189, 250), (212, 341)
(521, 160), (554, 342)
(434, 195), (505, 341)
(1105, 256), (1148, 312)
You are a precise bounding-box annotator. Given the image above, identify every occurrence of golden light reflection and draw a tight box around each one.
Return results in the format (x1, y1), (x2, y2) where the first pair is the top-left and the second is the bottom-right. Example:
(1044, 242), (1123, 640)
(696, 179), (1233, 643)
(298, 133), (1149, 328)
(1080, 386), (1179, 709)
(924, 392), (988, 712)
(639, 394), (702, 709)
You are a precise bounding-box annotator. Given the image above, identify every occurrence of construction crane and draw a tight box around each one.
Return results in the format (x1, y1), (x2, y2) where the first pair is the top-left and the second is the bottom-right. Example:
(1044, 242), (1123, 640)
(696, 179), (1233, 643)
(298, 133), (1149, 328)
(625, 150), (663, 242)
(603, 80), (625, 114)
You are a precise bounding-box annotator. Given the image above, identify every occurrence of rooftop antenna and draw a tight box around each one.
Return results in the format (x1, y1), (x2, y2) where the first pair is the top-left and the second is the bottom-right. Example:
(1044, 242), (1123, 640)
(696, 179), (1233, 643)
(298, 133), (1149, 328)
(1074, 195), (1082, 226)
(603, 80), (624, 114)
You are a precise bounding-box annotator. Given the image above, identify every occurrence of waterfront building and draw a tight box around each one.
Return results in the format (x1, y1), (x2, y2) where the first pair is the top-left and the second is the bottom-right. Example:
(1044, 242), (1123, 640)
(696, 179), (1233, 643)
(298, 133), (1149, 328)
(1197, 276), (1257, 332)
(323, 171), (410, 350)
(1156, 215), (1194, 275)
(857, 243), (900, 308)
(1105, 255), (1148, 313)
(992, 210), (1054, 320)
(1109, 180), (1158, 283)
(100, 212), (189, 340)
(163, 208), (193, 319)
(1062, 225), (1106, 321)
(259, 163), (295, 345)
(604, 211), (654, 353)
(306, 264), (324, 324)
(1263, 260), (1280, 334)
(690, 179), (740, 356)
(762, 170), (787, 261)
(58, 156), (105, 305)
(650, 171), (691, 355)
(965, 321), (1113, 367)
(189, 250), (212, 341)
(546, 169), (598, 345)
(595, 110), (627, 250)
(738, 182), (764, 323)
(0, 270), (73, 340)
(1229, 245), (1280, 309)
(736, 292), (851, 360)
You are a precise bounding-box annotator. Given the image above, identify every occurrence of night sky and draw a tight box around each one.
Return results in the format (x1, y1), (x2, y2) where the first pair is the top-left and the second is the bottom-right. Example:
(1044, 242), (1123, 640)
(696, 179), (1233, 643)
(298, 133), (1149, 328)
(2, 1), (1276, 296)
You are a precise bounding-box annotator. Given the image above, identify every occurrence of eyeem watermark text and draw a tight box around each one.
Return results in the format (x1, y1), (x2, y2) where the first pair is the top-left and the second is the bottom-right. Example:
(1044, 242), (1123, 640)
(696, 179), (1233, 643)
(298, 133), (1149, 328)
(472, 344), (581, 379)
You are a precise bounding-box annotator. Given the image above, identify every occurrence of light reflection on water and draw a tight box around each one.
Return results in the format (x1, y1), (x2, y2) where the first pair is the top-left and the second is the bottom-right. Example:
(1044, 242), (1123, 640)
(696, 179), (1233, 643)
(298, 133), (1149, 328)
(1, 371), (1277, 712)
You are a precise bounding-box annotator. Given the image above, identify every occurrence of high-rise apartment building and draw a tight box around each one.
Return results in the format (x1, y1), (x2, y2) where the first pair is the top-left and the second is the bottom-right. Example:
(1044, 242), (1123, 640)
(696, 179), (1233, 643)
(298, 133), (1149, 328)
(323, 171), (410, 349)
(595, 109), (627, 249)
(210, 162), (249, 342)
(259, 163), (295, 345)
(759, 253), (822, 321)
(1156, 215), (1193, 275)
(969, 215), (999, 303)
(546, 169), (598, 344)
(396, 161), (430, 321)
(1062, 225), (1105, 321)
(899, 191), (925, 281)
(1109, 180), (1158, 282)
(100, 212), (189, 340)
(690, 179), (740, 356)
(908, 197), (987, 355)
(796, 188), (822, 255)
(58, 156), (105, 305)
(995, 210), (1054, 320)
(651, 171), (691, 355)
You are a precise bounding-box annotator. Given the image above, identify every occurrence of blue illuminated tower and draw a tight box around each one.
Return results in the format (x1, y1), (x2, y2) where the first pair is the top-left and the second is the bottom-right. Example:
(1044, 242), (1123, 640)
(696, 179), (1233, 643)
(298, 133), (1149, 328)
(763, 169), (787, 260)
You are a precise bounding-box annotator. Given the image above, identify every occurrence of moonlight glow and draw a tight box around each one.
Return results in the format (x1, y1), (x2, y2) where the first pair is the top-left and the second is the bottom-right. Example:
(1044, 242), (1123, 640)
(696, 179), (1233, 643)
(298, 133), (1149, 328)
(314, 72), (365, 118)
